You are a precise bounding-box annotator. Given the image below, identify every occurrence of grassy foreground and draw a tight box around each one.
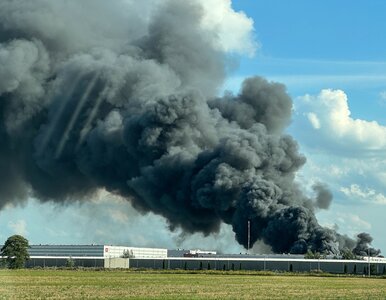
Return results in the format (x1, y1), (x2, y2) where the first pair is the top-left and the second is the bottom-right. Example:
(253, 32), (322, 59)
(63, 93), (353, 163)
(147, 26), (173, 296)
(1, 269), (386, 299)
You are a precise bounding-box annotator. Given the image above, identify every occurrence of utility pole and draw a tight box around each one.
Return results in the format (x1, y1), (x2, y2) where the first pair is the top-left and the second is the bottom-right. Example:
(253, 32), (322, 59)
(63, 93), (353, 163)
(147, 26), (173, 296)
(368, 247), (371, 277)
(247, 220), (250, 254)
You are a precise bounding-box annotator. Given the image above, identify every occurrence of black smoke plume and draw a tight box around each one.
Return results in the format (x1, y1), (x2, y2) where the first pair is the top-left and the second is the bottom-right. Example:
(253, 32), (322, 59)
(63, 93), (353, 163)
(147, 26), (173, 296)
(0, 0), (378, 255)
(353, 233), (380, 257)
(312, 183), (332, 210)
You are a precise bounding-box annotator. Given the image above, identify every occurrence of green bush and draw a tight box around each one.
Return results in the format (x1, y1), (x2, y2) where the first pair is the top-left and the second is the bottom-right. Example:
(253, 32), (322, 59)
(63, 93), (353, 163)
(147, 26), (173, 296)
(66, 257), (75, 268)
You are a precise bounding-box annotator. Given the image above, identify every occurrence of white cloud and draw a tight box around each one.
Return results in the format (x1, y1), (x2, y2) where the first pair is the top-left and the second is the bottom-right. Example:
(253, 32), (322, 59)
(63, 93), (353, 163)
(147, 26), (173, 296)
(340, 184), (386, 205)
(378, 172), (386, 186)
(307, 112), (321, 129)
(8, 219), (28, 236)
(199, 0), (258, 56)
(379, 91), (386, 106)
(347, 214), (371, 230)
(295, 89), (386, 155)
(336, 213), (372, 231)
(108, 209), (129, 224)
(318, 210), (372, 238)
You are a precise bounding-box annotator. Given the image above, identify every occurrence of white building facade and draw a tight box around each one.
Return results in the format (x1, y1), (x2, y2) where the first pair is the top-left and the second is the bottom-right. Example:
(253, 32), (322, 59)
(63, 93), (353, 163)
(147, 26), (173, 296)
(28, 245), (167, 259)
(103, 246), (167, 258)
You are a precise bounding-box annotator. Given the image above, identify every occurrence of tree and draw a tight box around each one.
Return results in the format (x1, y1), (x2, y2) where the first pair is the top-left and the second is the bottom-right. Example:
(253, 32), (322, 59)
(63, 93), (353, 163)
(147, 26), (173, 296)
(1, 235), (30, 269)
(304, 250), (323, 259)
(0, 256), (6, 269)
(304, 249), (314, 259)
(66, 257), (75, 268)
(340, 248), (357, 260)
(121, 250), (134, 258)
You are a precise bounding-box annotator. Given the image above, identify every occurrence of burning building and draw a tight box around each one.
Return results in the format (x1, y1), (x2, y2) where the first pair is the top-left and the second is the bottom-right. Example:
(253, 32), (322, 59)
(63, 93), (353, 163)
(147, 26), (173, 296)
(0, 0), (380, 256)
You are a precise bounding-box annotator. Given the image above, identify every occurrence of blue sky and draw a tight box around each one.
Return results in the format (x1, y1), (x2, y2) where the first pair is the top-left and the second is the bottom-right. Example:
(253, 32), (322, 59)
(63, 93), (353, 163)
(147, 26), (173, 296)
(0, 0), (385, 253)
(232, 0), (386, 123)
(234, 0), (386, 60)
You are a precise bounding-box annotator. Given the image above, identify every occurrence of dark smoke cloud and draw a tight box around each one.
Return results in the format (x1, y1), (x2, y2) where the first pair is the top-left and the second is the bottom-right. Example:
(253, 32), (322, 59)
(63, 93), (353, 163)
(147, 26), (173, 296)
(353, 233), (380, 257)
(0, 0), (379, 255)
(312, 182), (332, 210)
(209, 77), (292, 134)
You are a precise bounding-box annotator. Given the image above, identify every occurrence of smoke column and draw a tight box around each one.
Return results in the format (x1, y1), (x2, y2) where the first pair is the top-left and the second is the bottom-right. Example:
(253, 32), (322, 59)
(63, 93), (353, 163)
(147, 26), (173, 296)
(0, 0), (379, 254)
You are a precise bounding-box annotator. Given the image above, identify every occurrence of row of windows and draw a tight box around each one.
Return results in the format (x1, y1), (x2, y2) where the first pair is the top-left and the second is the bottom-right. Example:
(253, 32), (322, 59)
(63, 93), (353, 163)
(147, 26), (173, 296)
(28, 246), (167, 258)
(30, 246), (105, 257)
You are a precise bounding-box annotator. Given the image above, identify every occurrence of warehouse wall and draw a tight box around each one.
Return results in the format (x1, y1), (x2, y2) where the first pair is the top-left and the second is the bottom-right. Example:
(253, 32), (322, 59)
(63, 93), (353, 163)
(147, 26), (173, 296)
(26, 257), (105, 268)
(129, 258), (386, 275)
(23, 256), (386, 275)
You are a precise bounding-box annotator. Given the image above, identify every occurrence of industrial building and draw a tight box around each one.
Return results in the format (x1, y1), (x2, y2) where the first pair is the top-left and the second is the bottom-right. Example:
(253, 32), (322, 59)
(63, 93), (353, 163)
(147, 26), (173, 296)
(12, 244), (386, 275)
(129, 257), (386, 275)
(28, 244), (167, 258)
(25, 244), (167, 268)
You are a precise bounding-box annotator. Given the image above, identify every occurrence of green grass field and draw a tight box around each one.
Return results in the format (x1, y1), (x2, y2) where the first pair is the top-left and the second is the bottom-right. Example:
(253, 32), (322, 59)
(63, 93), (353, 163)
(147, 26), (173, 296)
(1, 269), (385, 299)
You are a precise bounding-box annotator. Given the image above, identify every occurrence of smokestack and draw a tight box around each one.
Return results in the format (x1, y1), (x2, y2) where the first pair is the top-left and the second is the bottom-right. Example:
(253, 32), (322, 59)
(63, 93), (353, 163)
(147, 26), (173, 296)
(0, 0), (379, 255)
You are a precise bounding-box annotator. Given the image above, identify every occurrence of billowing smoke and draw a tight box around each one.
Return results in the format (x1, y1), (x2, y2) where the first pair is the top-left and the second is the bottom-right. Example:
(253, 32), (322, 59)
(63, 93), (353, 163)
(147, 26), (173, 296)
(353, 233), (380, 257)
(0, 0), (378, 255)
(312, 183), (332, 210)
